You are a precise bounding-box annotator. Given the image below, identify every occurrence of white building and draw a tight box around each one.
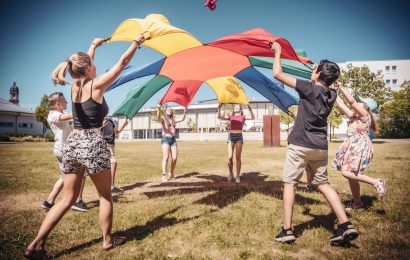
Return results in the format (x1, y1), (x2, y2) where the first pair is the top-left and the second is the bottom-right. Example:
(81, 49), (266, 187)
(0, 82), (44, 135)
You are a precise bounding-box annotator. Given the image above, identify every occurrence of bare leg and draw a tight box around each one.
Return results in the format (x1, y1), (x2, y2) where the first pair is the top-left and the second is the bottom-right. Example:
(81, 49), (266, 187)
(227, 142), (234, 176)
(170, 145), (178, 175)
(235, 142), (243, 178)
(317, 184), (349, 224)
(348, 179), (361, 204)
(26, 172), (83, 253)
(283, 183), (297, 229)
(76, 177), (86, 202)
(161, 144), (170, 176)
(46, 178), (64, 204)
(89, 172), (113, 249)
(342, 171), (378, 186)
(110, 161), (117, 188)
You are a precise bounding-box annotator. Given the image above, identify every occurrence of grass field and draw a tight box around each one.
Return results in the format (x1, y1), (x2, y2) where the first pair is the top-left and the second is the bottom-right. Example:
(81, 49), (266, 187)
(0, 140), (409, 259)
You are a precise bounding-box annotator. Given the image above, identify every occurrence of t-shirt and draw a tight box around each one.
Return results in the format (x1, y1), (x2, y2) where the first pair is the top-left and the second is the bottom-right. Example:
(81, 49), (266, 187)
(101, 118), (116, 144)
(47, 110), (70, 151)
(229, 115), (245, 131)
(287, 79), (337, 150)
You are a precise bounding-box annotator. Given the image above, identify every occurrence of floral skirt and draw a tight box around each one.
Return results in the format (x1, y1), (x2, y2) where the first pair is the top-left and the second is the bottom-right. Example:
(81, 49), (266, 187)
(62, 129), (111, 174)
(332, 135), (374, 174)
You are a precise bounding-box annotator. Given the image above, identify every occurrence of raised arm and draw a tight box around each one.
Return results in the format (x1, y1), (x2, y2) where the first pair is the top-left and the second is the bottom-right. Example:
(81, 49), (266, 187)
(338, 84), (369, 119)
(270, 42), (297, 88)
(93, 35), (146, 92)
(245, 104), (255, 120)
(87, 38), (105, 62)
(175, 109), (187, 123)
(335, 96), (354, 119)
(217, 103), (230, 120)
(156, 104), (162, 123)
(114, 119), (129, 134)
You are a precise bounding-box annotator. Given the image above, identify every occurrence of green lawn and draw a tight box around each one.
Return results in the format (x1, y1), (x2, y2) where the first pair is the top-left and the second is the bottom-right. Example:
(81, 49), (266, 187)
(0, 140), (409, 259)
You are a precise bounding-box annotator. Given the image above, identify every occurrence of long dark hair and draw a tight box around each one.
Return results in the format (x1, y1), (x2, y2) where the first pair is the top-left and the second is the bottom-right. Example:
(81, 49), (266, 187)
(363, 103), (377, 132)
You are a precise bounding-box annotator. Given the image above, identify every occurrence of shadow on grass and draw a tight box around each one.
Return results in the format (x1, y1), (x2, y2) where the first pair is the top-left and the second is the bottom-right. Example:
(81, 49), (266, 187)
(144, 172), (320, 208)
(53, 206), (210, 258)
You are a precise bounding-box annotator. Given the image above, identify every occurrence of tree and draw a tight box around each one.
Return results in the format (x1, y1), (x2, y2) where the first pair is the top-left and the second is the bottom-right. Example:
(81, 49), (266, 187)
(279, 106), (297, 133)
(35, 95), (50, 134)
(328, 107), (344, 141)
(338, 64), (388, 106)
(378, 81), (410, 138)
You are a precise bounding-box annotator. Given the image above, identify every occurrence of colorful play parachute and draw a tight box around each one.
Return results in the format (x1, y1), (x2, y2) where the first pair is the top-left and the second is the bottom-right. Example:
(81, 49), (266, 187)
(106, 14), (313, 119)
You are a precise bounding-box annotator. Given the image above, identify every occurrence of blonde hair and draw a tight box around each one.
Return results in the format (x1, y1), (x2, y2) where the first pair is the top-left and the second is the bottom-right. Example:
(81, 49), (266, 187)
(48, 92), (64, 107)
(233, 104), (243, 115)
(52, 52), (92, 85)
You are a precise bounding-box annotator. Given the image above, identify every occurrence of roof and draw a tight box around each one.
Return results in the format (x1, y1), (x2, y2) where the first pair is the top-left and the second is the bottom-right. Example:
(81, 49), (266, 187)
(0, 97), (34, 115)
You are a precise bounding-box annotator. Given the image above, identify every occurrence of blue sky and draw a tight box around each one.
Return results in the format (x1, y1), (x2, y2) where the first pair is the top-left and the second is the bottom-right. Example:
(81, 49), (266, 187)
(1, 0), (409, 112)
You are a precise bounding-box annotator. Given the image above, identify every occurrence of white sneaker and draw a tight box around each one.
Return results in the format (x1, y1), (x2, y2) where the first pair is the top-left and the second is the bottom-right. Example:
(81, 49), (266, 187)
(374, 179), (386, 198)
(161, 174), (168, 183)
(168, 172), (175, 179)
(235, 176), (240, 183)
(227, 174), (234, 181)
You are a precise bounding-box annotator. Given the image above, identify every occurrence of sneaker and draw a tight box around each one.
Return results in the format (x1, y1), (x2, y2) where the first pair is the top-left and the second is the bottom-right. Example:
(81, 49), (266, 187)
(275, 227), (296, 243)
(374, 179), (386, 198)
(41, 201), (54, 210)
(168, 172), (175, 179)
(71, 200), (89, 212)
(161, 174), (168, 183)
(227, 174), (234, 182)
(330, 221), (359, 245)
(111, 186), (124, 193)
(345, 200), (364, 211)
(235, 176), (241, 183)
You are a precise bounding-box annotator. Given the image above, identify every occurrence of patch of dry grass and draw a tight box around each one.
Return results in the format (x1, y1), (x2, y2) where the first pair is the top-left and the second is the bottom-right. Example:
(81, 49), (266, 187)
(0, 140), (409, 259)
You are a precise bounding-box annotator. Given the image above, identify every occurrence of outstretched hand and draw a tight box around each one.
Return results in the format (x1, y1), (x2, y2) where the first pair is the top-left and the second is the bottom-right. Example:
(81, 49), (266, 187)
(270, 42), (281, 53)
(135, 34), (146, 45)
(92, 38), (105, 47)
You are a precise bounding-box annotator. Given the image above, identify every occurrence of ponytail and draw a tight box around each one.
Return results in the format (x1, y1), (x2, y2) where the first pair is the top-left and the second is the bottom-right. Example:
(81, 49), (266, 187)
(51, 52), (92, 86)
(369, 111), (378, 132)
(52, 61), (70, 85)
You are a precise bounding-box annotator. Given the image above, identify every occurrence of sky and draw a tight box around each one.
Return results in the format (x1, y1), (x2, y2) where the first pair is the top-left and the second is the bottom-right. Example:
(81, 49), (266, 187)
(0, 0), (409, 113)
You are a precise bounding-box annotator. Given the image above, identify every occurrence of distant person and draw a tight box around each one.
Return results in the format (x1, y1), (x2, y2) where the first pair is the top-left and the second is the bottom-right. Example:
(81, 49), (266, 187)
(332, 84), (386, 210)
(270, 42), (358, 245)
(156, 105), (187, 182)
(101, 116), (129, 193)
(24, 34), (146, 258)
(42, 92), (89, 212)
(217, 103), (255, 183)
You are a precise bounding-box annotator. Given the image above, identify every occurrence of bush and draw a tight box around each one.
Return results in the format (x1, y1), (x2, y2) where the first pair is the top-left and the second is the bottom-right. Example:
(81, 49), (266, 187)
(0, 132), (54, 142)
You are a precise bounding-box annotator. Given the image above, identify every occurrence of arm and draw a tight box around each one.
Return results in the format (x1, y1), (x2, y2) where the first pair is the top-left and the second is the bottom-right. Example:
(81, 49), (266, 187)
(335, 96), (354, 119)
(114, 119), (129, 134)
(93, 35), (146, 92)
(245, 104), (255, 120)
(217, 103), (229, 120)
(87, 38), (105, 62)
(156, 104), (162, 122)
(270, 42), (297, 88)
(175, 109), (187, 123)
(338, 85), (369, 119)
(59, 112), (72, 121)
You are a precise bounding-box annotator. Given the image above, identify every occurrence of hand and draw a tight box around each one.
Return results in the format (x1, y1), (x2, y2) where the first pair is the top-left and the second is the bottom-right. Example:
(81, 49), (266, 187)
(156, 103), (161, 108)
(270, 42), (281, 53)
(218, 103), (223, 108)
(247, 104), (252, 109)
(123, 120), (129, 126)
(183, 108), (187, 113)
(92, 38), (105, 47)
(135, 34), (146, 45)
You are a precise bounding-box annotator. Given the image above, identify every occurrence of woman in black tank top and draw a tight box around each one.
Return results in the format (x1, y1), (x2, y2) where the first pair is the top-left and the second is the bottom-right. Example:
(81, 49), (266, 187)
(25, 35), (146, 257)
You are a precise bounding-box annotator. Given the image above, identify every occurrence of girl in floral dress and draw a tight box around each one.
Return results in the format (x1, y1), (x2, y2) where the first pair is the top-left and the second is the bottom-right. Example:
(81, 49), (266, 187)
(332, 84), (386, 210)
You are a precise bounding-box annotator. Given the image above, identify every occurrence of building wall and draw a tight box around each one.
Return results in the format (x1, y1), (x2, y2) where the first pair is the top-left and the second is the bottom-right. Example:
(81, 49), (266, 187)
(0, 113), (43, 134)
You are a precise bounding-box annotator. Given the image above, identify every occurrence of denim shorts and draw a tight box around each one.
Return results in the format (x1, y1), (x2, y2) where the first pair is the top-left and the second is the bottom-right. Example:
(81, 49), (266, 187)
(227, 133), (244, 143)
(161, 136), (177, 147)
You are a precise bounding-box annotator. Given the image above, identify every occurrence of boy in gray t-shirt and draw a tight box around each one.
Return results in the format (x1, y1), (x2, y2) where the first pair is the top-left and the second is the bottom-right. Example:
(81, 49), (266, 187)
(42, 92), (88, 212)
(270, 42), (358, 245)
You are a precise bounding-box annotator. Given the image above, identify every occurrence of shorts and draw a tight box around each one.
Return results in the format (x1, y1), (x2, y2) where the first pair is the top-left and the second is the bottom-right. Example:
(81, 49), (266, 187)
(227, 133), (243, 143)
(107, 143), (117, 164)
(54, 149), (88, 178)
(161, 136), (177, 147)
(282, 144), (329, 186)
(62, 129), (111, 174)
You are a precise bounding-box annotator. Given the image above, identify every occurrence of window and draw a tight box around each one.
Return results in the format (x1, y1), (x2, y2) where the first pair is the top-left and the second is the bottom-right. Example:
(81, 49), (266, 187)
(386, 80), (391, 85)
(393, 79), (397, 86)
(18, 123), (28, 128)
(392, 66), (397, 72)
(385, 66), (390, 72)
(0, 122), (13, 127)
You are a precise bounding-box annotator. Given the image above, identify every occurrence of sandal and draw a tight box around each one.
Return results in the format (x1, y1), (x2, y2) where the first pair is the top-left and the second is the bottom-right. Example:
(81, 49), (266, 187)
(23, 249), (48, 259)
(345, 200), (364, 211)
(374, 179), (386, 198)
(103, 236), (126, 251)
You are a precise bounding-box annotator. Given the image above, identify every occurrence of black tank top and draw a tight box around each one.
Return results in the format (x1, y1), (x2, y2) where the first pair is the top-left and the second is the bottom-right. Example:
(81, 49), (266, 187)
(72, 81), (109, 129)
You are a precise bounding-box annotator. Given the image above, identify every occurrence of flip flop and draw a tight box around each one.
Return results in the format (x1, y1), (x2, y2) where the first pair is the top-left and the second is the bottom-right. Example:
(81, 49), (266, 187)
(23, 249), (48, 259)
(103, 237), (126, 251)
